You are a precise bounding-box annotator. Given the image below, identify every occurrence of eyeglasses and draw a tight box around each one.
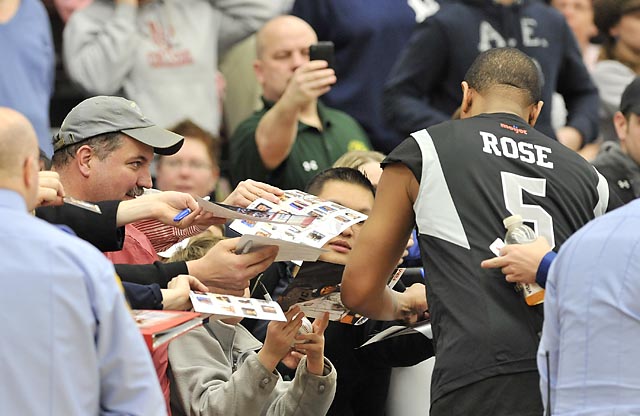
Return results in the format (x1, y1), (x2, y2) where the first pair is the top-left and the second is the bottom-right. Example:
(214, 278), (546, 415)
(161, 159), (213, 171)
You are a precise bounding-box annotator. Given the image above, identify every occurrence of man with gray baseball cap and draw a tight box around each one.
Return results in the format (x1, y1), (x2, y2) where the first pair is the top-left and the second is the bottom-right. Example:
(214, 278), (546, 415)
(51, 96), (183, 202)
(53, 95), (184, 156)
(49, 95), (280, 285)
(593, 77), (640, 204)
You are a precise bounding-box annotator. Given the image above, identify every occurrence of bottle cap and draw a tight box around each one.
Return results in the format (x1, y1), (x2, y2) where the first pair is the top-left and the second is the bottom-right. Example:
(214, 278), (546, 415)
(503, 214), (523, 229)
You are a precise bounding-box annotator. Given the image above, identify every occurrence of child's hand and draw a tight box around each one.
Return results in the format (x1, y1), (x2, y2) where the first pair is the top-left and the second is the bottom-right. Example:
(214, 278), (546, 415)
(257, 306), (303, 372)
(294, 312), (329, 376)
(281, 350), (304, 370)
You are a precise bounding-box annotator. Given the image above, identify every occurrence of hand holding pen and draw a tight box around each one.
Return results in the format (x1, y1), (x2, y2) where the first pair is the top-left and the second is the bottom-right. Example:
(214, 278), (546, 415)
(126, 189), (201, 227)
(174, 196), (210, 221)
(171, 195), (228, 229)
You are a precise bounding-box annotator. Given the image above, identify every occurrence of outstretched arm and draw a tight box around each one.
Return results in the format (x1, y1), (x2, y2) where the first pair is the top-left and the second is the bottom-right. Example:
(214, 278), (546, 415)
(160, 274), (209, 311)
(187, 237), (278, 290)
(342, 163), (427, 320)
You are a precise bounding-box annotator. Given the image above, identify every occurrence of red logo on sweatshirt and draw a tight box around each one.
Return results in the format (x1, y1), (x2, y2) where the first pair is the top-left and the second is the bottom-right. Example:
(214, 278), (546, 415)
(146, 21), (193, 67)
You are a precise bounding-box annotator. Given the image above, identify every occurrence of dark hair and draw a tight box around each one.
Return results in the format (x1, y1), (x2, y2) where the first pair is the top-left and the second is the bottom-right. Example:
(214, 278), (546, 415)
(464, 48), (542, 106)
(594, 0), (640, 59)
(51, 132), (123, 168)
(39, 148), (51, 170)
(165, 119), (220, 167)
(305, 167), (375, 197)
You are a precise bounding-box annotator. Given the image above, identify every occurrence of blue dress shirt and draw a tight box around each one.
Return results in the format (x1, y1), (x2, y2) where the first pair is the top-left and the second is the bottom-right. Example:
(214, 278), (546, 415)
(538, 198), (640, 415)
(0, 190), (165, 415)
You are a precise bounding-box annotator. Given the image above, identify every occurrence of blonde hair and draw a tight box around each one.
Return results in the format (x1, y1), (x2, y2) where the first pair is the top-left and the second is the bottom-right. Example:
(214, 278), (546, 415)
(166, 231), (225, 263)
(332, 150), (385, 170)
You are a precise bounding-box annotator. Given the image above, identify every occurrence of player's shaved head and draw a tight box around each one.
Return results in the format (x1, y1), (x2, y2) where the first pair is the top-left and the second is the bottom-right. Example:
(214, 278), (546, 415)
(464, 48), (543, 106)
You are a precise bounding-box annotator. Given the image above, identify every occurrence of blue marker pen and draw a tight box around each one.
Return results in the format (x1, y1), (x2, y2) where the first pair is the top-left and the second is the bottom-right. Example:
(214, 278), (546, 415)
(173, 196), (210, 221)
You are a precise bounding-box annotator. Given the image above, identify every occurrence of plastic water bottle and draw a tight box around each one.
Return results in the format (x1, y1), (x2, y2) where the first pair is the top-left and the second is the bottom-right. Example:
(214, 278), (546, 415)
(503, 215), (545, 306)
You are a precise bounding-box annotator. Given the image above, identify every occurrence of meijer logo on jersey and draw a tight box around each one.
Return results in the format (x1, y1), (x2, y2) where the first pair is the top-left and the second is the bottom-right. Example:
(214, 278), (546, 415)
(500, 123), (528, 135)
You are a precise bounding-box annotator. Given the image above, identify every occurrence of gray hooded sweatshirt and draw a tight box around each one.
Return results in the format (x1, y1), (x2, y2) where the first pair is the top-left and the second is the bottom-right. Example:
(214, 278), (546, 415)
(593, 141), (640, 204)
(63, 0), (287, 135)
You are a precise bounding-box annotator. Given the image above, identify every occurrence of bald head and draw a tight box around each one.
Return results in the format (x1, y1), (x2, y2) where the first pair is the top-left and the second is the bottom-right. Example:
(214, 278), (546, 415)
(0, 108), (39, 178)
(0, 108), (40, 210)
(255, 15), (317, 59)
(254, 15), (319, 101)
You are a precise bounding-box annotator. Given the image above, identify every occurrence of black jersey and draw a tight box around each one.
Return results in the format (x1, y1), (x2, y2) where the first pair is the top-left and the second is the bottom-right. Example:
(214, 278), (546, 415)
(384, 113), (613, 403)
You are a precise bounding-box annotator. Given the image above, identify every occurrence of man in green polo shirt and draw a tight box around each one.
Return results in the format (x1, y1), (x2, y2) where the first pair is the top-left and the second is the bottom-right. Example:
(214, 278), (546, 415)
(229, 15), (371, 191)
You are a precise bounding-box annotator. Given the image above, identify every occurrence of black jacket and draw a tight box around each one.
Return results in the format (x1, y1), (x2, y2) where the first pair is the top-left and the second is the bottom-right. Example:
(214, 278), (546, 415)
(36, 201), (188, 308)
(384, 0), (599, 143)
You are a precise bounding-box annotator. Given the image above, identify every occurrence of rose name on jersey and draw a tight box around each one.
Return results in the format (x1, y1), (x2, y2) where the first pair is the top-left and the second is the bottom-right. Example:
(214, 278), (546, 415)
(479, 131), (554, 169)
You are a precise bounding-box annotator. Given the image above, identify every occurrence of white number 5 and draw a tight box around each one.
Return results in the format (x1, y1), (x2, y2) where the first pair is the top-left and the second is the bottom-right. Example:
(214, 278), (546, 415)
(501, 172), (555, 249)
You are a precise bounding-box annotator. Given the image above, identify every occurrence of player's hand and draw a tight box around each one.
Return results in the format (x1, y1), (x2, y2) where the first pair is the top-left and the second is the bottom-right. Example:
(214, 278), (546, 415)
(397, 283), (428, 323)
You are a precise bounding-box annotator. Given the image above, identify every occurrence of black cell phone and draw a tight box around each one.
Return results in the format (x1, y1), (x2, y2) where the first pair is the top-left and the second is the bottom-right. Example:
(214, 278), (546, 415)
(309, 41), (335, 69)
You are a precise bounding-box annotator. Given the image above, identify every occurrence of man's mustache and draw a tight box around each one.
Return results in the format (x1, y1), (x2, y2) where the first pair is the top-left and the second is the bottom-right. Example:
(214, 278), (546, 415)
(126, 186), (145, 198)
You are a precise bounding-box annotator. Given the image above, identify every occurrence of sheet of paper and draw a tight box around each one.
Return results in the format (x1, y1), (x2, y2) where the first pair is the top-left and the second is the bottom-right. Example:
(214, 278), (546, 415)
(359, 320), (433, 348)
(190, 291), (287, 322)
(236, 234), (327, 262)
(196, 196), (315, 226)
(230, 189), (368, 248)
(489, 238), (505, 256)
(278, 262), (405, 325)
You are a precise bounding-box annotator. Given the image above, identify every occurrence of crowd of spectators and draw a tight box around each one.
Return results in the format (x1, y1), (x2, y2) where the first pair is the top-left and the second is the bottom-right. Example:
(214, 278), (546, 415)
(2, 0), (640, 415)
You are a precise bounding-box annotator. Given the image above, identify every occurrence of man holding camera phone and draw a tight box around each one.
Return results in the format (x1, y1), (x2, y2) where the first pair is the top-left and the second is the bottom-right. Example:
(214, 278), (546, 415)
(230, 15), (371, 191)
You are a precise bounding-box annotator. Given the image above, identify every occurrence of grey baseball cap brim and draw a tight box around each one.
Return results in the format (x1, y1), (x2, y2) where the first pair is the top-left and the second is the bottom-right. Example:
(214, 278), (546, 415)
(53, 96), (184, 155)
(122, 125), (184, 155)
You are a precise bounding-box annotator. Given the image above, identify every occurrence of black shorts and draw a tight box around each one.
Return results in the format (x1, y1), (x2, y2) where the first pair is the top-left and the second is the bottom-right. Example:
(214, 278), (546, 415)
(430, 371), (543, 416)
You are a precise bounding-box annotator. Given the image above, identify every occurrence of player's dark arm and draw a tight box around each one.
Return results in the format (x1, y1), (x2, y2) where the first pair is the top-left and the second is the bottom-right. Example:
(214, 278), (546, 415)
(343, 163), (427, 321)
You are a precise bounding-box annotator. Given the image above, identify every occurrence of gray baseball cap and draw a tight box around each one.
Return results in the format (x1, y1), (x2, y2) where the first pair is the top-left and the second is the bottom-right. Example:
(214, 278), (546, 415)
(52, 96), (184, 155)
